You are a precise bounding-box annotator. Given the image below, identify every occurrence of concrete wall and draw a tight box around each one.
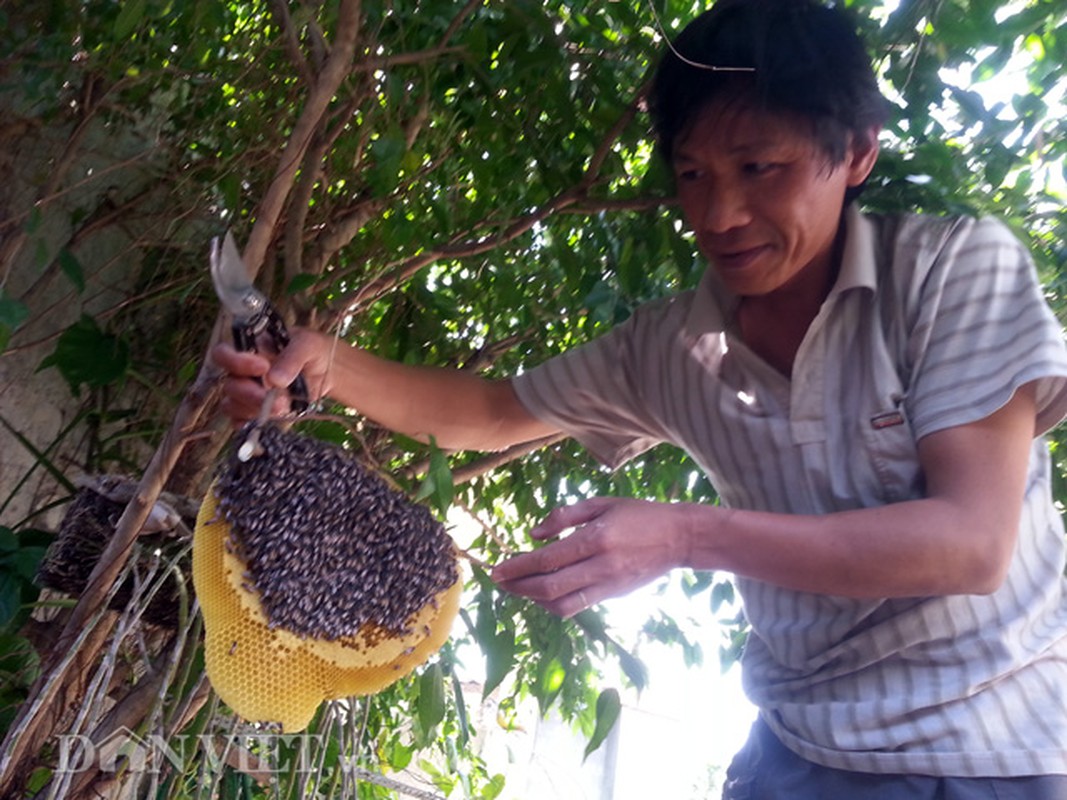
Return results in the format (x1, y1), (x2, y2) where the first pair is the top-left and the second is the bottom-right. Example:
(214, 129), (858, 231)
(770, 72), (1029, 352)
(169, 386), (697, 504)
(0, 101), (204, 529)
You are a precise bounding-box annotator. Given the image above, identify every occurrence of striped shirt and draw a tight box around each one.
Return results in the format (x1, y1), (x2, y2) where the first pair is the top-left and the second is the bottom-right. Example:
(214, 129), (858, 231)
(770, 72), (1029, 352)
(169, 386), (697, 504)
(513, 206), (1067, 776)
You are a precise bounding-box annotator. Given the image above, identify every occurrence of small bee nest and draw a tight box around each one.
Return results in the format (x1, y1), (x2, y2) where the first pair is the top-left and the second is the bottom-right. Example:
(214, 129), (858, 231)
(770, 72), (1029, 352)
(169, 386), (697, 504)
(214, 424), (456, 641)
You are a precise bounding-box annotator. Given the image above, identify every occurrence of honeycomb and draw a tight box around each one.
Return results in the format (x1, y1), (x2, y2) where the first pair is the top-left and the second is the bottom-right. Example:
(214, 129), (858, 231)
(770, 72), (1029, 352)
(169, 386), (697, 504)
(192, 484), (461, 732)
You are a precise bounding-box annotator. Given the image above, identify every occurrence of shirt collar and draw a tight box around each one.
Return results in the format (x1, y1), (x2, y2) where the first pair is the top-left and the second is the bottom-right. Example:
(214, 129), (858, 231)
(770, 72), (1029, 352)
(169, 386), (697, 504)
(832, 203), (878, 296)
(682, 204), (878, 339)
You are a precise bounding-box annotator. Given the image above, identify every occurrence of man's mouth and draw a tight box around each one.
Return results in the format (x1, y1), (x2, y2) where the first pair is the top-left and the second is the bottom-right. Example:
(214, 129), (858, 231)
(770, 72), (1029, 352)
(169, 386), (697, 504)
(711, 244), (769, 270)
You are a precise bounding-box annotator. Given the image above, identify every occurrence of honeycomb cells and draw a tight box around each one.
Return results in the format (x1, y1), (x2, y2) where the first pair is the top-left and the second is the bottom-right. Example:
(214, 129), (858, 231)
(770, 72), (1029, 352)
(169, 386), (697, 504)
(191, 426), (461, 732)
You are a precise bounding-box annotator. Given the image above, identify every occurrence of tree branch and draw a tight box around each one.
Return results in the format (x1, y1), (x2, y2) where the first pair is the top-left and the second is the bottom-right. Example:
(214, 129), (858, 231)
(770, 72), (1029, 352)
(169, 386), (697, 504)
(451, 434), (567, 486)
(243, 0), (363, 275)
(566, 195), (672, 214)
(582, 87), (647, 188)
(353, 45), (464, 71)
(441, 0), (483, 45)
(269, 0), (315, 85)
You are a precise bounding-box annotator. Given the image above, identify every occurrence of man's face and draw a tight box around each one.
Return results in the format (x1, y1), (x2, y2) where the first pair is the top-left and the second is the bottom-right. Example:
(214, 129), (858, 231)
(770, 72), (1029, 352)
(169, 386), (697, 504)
(672, 103), (876, 299)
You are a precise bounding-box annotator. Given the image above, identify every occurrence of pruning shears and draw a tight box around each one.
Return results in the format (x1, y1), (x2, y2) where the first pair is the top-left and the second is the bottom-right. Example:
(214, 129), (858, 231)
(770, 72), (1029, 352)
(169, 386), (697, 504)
(210, 231), (309, 413)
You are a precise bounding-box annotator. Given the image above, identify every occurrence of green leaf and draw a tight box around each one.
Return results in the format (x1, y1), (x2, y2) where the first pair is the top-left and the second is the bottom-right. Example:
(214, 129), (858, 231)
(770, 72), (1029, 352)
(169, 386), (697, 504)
(58, 249), (85, 293)
(482, 773), (506, 800)
(681, 570), (715, 598)
(383, 738), (413, 771)
(24, 768), (50, 796)
(613, 643), (649, 692)
(572, 610), (648, 690)
(24, 207), (41, 235)
(0, 293), (29, 330)
(37, 315), (130, 394)
(583, 688), (621, 760)
(114, 0), (147, 39)
(483, 626), (516, 698)
(417, 662), (446, 733)
(537, 655), (566, 701)
(286, 273), (318, 295)
(0, 292), (29, 354)
(217, 173), (241, 212)
(367, 133), (407, 196)
(711, 579), (736, 613)
(451, 670), (470, 745)
(0, 574), (20, 629)
(415, 438), (453, 515)
(3, 547), (46, 582)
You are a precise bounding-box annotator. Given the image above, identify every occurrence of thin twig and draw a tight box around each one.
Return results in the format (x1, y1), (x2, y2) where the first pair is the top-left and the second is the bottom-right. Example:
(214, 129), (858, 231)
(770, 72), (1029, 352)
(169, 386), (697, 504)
(454, 499), (517, 557)
(0, 559), (130, 781)
(457, 548), (493, 571)
(350, 767), (446, 800)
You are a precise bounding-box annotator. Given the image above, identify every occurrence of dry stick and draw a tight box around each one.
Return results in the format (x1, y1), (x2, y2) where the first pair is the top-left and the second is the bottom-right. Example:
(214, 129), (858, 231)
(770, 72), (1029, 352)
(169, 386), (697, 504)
(55, 665), (171, 799)
(0, 358), (222, 790)
(441, 0), (483, 44)
(0, 4), (371, 786)
(344, 190), (583, 313)
(454, 499), (518, 559)
(283, 85), (372, 303)
(0, 557), (132, 783)
(400, 431), (566, 487)
(349, 768), (446, 800)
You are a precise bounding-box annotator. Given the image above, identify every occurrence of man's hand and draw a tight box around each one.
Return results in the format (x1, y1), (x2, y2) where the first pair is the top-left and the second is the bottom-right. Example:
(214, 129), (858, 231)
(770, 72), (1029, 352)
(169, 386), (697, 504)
(212, 329), (333, 424)
(491, 497), (696, 618)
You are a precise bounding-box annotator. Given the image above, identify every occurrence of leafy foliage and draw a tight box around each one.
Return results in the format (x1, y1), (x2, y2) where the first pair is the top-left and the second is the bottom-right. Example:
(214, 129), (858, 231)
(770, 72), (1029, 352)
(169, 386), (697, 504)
(0, 0), (1064, 796)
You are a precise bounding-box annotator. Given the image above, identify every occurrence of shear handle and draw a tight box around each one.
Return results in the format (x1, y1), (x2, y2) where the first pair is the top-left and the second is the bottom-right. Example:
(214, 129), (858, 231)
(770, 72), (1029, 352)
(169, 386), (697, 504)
(232, 306), (309, 413)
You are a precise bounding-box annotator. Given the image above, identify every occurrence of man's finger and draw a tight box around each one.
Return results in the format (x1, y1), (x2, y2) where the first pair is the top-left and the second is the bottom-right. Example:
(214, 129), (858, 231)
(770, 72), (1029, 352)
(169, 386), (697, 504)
(491, 534), (592, 583)
(529, 497), (613, 540)
(212, 343), (271, 377)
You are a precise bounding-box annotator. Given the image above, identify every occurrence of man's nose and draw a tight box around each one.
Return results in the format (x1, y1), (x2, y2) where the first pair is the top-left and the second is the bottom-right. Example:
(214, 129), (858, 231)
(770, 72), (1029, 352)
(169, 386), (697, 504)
(700, 183), (752, 234)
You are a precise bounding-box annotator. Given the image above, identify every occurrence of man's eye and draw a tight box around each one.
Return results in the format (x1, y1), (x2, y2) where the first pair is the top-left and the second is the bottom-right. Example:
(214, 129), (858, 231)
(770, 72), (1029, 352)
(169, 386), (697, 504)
(676, 168), (703, 182)
(745, 162), (779, 175)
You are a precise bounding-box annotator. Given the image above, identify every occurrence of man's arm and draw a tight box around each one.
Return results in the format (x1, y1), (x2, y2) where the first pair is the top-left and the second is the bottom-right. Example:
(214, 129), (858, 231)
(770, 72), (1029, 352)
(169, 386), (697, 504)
(213, 329), (560, 452)
(493, 383), (1037, 616)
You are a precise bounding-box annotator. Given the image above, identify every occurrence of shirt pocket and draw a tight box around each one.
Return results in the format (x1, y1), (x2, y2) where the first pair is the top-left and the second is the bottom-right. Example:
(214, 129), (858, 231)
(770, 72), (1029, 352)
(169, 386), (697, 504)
(859, 403), (922, 503)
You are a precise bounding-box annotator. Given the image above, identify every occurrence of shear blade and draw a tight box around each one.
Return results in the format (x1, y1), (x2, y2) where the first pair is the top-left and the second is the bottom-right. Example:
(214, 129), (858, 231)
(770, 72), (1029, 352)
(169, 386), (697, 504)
(210, 231), (264, 321)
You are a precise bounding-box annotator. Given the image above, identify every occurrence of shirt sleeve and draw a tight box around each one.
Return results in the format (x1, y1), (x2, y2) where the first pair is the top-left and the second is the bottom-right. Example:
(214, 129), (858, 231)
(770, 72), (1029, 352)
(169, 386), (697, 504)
(511, 300), (681, 469)
(902, 215), (1067, 440)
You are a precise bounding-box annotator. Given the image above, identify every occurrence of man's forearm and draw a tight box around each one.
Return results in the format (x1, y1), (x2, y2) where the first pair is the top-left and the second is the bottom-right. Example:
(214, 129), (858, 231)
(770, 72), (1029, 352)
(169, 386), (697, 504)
(326, 345), (557, 452)
(682, 496), (1013, 599)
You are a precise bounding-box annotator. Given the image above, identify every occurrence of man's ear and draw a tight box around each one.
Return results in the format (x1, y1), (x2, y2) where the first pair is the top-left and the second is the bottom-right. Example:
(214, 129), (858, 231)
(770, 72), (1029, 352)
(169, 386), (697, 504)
(846, 126), (881, 188)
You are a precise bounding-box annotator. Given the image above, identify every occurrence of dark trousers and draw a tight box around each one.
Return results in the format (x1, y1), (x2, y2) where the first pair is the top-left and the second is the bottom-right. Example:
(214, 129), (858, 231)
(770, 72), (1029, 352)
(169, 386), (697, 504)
(723, 717), (1067, 799)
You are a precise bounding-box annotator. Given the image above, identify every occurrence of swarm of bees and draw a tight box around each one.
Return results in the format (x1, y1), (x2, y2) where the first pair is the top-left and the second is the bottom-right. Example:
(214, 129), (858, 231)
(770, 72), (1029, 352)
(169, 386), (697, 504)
(215, 423), (457, 639)
(192, 423), (461, 732)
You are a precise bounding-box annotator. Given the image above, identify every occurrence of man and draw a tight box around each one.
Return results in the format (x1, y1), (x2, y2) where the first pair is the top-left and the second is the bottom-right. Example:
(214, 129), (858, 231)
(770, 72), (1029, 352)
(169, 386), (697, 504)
(215, 0), (1067, 795)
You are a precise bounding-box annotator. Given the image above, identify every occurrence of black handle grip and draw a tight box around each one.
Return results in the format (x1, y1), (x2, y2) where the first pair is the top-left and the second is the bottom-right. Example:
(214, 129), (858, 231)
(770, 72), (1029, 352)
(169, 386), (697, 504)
(231, 311), (309, 413)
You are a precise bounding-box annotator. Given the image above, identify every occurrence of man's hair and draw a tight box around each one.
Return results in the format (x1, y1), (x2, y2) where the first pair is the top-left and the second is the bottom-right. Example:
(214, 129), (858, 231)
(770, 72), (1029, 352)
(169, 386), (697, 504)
(649, 0), (890, 179)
